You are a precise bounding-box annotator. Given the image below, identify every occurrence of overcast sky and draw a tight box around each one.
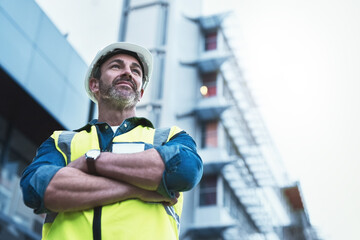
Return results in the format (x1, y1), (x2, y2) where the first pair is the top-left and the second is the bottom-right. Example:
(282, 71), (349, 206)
(36, 0), (360, 239)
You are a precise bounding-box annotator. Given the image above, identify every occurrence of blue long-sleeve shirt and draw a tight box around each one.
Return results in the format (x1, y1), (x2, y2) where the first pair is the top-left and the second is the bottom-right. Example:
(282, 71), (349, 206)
(20, 117), (203, 214)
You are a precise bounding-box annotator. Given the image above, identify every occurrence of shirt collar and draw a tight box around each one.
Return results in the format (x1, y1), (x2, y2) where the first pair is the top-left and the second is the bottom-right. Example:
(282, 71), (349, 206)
(75, 117), (154, 132)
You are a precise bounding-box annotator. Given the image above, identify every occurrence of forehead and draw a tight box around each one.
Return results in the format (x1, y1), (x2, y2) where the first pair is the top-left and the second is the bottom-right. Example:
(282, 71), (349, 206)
(101, 53), (141, 67)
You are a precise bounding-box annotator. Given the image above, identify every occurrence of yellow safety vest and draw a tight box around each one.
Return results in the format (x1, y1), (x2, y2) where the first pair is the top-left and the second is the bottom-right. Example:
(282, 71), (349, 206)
(43, 124), (184, 240)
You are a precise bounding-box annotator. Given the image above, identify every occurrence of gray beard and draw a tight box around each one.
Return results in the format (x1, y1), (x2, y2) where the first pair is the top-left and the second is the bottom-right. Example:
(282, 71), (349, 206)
(98, 79), (140, 110)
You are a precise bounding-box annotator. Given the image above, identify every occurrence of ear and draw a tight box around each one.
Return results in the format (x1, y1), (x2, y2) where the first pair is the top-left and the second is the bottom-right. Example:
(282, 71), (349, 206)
(140, 89), (144, 98)
(89, 78), (100, 95)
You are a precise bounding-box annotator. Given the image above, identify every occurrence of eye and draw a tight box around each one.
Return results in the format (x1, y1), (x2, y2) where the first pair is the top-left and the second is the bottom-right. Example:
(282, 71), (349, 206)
(111, 64), (120, 69)
(132, 68), (141, 76)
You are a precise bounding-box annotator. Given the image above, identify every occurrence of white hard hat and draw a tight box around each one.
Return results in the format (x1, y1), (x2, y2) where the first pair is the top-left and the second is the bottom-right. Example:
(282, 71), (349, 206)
(84, 42), (153, 103)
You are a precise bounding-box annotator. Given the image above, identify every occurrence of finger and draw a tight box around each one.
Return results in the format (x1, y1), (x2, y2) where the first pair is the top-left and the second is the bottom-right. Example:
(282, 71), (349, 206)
(163, 197), (178, 206)
(170, 197), (178, 205)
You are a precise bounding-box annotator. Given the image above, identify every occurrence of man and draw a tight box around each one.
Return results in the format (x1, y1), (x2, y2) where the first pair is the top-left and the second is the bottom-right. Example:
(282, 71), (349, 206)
(20, 42), (203, 240)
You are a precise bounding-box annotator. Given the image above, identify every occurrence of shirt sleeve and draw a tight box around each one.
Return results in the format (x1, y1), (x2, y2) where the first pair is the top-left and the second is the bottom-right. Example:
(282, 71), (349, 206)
(20, 137), (65, 214)
(155, 131), (203, 198)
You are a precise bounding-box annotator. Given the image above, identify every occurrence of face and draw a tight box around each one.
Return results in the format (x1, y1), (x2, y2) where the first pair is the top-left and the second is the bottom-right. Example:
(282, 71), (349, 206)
(91, 54), (144, 109)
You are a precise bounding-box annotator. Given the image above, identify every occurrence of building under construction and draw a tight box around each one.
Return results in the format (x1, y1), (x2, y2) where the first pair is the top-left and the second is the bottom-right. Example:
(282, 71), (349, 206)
(0, 0), (320, 239)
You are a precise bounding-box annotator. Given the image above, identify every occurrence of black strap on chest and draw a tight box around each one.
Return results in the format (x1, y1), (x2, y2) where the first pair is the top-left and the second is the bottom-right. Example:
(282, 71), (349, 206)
(93, 207), (102, 240)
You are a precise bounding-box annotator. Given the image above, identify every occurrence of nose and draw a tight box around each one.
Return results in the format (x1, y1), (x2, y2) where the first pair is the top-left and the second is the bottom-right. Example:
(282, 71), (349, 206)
(115, 66), (136, 89)
(116, 68), (133, 83)
(121, 65), (132, 78)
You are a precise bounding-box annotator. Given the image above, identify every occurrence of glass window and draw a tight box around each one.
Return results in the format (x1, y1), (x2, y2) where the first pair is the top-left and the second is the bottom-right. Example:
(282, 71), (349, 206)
(204, 31), (217, 51)
(0, 116), (43, 236)
(199, 175), (217, 206)
(200, 72), (217, 98)
(201, 120), (218, 148)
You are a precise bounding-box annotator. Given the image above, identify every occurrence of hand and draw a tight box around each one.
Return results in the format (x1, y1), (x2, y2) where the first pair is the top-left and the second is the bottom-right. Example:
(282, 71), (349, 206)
(138, 190), (179, 206)
(162, 192), (180, 206)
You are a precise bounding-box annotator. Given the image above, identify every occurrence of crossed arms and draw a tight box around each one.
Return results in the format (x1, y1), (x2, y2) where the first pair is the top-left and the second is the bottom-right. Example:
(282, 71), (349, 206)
(20, 131), (203, 213)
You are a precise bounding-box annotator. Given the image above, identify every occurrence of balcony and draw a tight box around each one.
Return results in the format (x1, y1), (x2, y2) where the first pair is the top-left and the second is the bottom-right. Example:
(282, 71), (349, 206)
(194, 96), (230, 121)
(198, 147), (235, 174)
(186, 205), (236, 238)
(181, 50), (230, 73)
(185, 12), (231, 31)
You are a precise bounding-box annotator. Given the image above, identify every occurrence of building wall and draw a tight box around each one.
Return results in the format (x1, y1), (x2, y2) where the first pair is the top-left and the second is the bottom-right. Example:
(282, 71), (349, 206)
(0, 0), (89, 131)
(0, 0), (89, 239)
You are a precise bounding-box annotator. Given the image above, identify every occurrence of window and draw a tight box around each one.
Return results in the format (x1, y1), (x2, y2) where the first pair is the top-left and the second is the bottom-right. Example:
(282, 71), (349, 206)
(199, 175), (217, 206)
(0, 116), (43, 236)
(201, 120), (218, 148)
(200, 72), (217, 98)
(204, 31), (217, 51)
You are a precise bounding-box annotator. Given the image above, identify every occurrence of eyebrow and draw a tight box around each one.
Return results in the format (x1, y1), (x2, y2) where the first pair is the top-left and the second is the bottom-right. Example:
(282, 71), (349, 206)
(131, 62), (142, 70)
(108, 59), (142, 71)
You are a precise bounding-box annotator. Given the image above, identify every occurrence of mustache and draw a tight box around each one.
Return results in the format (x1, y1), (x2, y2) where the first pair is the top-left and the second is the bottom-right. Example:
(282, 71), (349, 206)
(112, 76), (136, 91)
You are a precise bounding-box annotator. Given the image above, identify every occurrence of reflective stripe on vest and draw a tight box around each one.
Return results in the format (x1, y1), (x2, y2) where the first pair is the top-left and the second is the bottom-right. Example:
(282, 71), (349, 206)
(57, 131), (76, 164)
(43, 124), (183, 240)
(164, 206), (180, 232)
(154, 128), (171, 146)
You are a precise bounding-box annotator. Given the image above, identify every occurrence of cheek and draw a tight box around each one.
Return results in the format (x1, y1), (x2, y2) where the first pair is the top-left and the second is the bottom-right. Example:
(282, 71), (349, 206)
(101, 73), (116, 85)
(135, 78), (143, 91)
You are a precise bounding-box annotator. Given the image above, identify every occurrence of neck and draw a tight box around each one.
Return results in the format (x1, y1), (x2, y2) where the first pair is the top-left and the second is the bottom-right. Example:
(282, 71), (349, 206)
(97, 103), (137, 126)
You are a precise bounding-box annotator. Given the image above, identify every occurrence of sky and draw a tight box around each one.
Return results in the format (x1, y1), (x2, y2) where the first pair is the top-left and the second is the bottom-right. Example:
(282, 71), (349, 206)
(36, 0), (360, 239)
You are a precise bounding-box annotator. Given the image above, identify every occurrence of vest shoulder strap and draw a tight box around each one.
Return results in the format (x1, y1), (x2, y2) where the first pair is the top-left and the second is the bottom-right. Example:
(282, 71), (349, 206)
(51, 130), (77, 165)
(153, 126), (183, 147)
(153, 127), (171, 147)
